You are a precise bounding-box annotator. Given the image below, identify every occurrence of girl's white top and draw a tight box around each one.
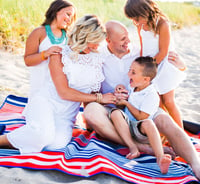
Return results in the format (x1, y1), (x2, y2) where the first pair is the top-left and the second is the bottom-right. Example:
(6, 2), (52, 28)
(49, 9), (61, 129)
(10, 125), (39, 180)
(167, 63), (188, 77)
(28, 36), (66, 97)
(141, 29), (186, 94)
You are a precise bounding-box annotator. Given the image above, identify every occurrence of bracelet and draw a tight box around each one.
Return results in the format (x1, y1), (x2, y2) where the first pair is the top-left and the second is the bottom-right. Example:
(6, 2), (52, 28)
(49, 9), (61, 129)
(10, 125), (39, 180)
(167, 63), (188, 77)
(95, 93), (103, 103)
(41, 51), (47, 60)
(179, 66), (186, 71)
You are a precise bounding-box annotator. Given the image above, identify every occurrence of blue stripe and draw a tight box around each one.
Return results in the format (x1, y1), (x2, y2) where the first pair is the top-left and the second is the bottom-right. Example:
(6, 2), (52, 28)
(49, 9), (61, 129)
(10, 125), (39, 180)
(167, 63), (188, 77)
(0, 149), (20, 157)
(6, 95), (28, 104)
(0, 119), (25, 124)
(0, 95), (28, 109)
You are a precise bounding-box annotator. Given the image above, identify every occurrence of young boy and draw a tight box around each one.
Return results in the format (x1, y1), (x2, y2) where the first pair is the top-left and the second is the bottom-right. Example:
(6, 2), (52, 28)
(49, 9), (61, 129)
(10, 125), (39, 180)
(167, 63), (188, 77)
(110, 56), (171, 174)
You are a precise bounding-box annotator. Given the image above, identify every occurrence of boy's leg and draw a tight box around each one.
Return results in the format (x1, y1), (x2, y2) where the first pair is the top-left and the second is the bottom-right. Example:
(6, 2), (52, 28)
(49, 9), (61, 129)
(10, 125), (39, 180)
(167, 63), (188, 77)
(84, 102), (155, 156)
(110, 109), (140, 159)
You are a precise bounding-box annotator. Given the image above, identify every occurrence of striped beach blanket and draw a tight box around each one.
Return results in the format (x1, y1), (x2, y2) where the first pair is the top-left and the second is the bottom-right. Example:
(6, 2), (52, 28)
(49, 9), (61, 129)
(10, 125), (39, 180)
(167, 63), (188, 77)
(0, 95), (199, 184)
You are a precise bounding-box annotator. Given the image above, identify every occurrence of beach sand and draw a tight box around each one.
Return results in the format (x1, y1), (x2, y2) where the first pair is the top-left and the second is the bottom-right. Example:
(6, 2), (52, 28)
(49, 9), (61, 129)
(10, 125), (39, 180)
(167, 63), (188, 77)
(0, 25), (199, 183)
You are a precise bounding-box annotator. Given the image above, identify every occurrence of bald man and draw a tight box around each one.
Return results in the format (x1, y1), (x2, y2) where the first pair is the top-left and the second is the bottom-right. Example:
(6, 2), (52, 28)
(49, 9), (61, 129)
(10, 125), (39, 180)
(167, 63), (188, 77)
(84, 20), (200, 180)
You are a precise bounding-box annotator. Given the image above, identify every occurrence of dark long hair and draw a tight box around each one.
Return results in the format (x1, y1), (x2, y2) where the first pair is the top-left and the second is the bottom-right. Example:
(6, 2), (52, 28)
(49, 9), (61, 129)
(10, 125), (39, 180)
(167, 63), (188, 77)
(124, 0), (168, 34)
(42, 0), (76, 31)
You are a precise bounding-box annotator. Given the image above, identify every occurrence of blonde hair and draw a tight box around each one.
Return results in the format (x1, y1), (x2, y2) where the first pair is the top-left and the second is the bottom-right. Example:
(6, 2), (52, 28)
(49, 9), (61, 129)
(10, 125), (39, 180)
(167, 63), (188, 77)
(68, 15), (106, 54)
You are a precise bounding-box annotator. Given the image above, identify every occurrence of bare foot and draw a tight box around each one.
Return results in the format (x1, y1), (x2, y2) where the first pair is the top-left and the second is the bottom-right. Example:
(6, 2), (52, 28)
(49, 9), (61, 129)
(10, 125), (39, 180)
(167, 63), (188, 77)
(126, 147), (140, 159)
(163, 146), (176, 160)
(158, 154), (172, 174)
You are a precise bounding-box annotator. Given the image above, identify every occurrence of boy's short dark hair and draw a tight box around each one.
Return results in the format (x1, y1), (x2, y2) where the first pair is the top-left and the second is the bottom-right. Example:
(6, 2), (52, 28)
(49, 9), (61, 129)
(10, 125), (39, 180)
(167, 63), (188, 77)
(135, 56), (157, 80)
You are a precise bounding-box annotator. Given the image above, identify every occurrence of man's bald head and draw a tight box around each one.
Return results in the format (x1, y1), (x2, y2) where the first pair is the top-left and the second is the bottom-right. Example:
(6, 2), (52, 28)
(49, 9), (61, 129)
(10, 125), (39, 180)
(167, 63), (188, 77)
(105, 20), (128, 39)
(104, 20), (130, 58)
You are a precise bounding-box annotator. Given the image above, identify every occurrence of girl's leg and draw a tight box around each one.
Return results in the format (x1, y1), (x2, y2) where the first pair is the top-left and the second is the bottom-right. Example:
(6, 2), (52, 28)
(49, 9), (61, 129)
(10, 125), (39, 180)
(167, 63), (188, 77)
(110, 110), (140, 159)
(160, 90), (183, 128)
(0, 134), (15, 149)
(140, 120), (171, 174)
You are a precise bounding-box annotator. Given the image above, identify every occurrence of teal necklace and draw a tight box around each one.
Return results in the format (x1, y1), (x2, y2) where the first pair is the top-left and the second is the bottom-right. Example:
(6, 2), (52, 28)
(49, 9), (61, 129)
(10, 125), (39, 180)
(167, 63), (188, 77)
(45, 24), (67, 44)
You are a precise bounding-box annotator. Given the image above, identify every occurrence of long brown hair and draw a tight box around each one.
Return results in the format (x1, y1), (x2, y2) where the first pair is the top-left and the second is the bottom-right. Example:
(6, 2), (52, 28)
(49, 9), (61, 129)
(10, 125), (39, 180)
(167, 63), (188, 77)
(42, 0), (76, 31)
(124, 0), (168, 34)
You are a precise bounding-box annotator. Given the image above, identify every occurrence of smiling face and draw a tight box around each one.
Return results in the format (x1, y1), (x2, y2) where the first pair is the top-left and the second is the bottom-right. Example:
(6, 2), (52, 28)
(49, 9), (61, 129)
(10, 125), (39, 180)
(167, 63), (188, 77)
(56, 6), (75, 29)
(82, 43), (100, 54)
(128, 62), (145, 87)
(128, 61), (150, 91)
(106, 23), (130, 57)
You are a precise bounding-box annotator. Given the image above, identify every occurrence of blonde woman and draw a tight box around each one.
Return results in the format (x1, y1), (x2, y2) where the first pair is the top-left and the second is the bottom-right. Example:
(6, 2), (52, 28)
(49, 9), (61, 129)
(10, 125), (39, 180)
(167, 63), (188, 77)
(0, 15), (115, 154)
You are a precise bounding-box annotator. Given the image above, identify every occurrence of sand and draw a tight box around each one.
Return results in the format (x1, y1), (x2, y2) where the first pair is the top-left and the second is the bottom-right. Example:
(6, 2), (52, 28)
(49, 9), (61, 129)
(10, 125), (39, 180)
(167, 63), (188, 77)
(0, 25), (199, 183)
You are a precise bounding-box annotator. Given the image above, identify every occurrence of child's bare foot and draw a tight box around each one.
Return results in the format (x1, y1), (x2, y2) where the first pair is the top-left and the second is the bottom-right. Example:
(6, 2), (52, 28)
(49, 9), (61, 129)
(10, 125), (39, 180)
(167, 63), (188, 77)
(126, 147), (140, 159)
(158, 154), (171, 174)
(163, 146), (176, 160)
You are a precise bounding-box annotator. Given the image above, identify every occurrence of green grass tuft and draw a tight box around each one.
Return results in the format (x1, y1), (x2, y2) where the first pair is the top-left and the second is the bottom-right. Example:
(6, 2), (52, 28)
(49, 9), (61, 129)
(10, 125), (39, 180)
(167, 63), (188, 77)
(0, 0), (200, 51)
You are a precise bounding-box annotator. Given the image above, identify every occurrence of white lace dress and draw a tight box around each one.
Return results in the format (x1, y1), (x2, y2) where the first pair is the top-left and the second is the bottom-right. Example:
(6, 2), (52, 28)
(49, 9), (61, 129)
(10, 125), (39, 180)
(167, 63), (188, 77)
(7, 45), (104, 154)
(141, 29), (186, 95)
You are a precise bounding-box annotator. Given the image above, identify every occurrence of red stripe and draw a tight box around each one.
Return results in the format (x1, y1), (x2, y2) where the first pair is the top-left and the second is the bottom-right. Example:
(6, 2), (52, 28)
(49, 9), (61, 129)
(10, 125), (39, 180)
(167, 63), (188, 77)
(0, 103), (24, 113)
(0, 154), (196, 183)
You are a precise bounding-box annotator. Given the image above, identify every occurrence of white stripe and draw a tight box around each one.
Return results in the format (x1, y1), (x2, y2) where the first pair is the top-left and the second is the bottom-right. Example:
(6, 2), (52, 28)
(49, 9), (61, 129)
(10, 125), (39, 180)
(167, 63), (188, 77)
(7, 98), (27, 106)
(0, 154), (195, 183)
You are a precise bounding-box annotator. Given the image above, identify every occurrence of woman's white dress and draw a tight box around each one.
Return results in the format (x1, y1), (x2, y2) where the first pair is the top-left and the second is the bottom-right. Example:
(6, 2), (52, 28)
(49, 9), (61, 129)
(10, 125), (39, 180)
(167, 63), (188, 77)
(141, 29), (186, 95)
(7, 44), (104, 154)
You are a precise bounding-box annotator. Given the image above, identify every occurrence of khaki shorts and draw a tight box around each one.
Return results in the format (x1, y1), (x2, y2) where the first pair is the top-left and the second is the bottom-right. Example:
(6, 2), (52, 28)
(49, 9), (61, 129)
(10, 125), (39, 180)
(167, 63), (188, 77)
(153, 107), (167, 119)
(108, 107), (149, 144)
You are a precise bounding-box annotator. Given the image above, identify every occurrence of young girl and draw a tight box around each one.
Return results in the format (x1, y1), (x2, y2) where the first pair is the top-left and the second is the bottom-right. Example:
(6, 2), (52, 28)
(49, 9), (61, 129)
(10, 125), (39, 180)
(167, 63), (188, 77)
(124, 0), (186, 128)
(24, 0), (76, 97)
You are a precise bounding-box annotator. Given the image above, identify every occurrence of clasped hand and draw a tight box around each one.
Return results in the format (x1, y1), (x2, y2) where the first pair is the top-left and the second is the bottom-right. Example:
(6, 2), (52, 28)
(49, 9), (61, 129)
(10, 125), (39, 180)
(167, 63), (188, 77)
(114, 84), (129, 106)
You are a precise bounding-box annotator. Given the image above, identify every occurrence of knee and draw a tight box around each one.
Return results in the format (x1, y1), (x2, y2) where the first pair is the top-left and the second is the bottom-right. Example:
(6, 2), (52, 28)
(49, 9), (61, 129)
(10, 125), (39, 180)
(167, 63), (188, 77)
(141, 119), (155, 131)
(84, 102), (98, 118)
(110, 110), (122, 120)
(84, 102), (103, 122)
(154, 114), (179, 133)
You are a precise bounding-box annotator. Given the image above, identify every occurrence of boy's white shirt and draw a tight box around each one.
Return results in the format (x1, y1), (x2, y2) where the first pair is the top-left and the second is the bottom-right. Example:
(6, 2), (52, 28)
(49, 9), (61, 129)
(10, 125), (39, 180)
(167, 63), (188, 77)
(124, 84), (160, 121)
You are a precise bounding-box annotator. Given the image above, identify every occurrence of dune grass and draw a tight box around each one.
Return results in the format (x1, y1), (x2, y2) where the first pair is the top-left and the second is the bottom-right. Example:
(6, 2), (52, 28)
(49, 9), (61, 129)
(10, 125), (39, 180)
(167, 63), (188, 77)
(0, 0), (200, 51)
